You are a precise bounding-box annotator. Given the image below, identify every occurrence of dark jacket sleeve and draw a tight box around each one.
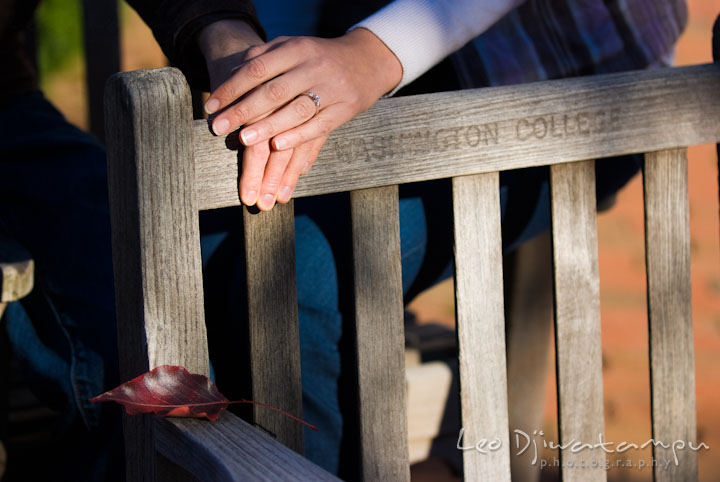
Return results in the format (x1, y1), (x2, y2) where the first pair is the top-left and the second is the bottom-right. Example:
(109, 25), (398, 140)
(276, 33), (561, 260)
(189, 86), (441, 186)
(126, 0), (266, 90)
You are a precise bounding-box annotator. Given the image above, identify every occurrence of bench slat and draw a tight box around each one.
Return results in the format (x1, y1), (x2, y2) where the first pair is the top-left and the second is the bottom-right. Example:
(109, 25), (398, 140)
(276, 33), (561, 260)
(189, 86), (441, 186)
(155, 413), (339, 482)
(643, 149), (698, 481)
(350, 186), (410, 481)
(105, 68), (209, 482)
(195, 64), (720, 210)
(550, 161), (605, 481)
(243, 203), (304, 454)
(451, 173), (511, 481)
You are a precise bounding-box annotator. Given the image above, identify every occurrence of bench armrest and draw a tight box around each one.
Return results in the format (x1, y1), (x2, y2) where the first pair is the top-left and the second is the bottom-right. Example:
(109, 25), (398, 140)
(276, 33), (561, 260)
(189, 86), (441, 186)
(154, 412), (339, 482)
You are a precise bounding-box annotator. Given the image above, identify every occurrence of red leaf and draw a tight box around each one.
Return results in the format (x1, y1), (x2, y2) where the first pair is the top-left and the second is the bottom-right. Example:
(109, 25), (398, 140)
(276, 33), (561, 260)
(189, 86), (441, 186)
(91, 365), (229, 421)
(91, 365), (317, 430)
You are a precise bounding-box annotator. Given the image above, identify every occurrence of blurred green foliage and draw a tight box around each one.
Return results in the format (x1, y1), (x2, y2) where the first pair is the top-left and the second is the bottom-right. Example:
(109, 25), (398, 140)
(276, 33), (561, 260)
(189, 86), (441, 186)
(35, 0), (84, 79)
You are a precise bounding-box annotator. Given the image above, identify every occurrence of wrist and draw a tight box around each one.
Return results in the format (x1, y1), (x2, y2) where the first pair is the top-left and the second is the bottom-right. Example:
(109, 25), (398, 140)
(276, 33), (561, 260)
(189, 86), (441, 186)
(343, 27), (403, 97)
(197, 19), (264, 62)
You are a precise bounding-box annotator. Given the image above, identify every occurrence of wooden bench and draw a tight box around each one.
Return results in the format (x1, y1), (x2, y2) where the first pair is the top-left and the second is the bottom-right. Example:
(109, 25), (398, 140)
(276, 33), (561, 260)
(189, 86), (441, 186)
(105, 56), (720, 481)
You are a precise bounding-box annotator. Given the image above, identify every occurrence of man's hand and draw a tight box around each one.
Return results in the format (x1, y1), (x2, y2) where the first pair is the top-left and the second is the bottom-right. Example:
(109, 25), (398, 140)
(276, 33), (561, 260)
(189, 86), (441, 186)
(197, 19), (265, 91)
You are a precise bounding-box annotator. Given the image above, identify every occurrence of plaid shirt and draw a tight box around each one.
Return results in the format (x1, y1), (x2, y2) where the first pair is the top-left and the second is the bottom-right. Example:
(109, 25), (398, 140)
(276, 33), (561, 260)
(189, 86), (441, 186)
(452, 0), (687, 88)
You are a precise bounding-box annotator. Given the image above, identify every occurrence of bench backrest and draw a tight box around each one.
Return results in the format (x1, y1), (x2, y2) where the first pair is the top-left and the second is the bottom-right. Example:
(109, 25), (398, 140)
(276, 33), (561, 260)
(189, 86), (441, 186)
(105, 63), (720, 481)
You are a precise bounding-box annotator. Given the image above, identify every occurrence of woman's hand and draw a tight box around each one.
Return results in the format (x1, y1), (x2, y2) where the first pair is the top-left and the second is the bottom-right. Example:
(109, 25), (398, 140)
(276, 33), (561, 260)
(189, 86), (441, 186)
(204, 28), (402, 210)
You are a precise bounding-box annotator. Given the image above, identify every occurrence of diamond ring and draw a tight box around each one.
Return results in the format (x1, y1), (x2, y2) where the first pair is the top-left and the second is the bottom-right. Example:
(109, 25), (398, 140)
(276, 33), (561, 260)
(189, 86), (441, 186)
(303, 92), (321, 108)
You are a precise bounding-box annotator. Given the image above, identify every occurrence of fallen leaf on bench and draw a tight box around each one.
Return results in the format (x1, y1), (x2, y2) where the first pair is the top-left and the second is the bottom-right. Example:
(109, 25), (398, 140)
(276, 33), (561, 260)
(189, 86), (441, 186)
(91, 365), (316, 429)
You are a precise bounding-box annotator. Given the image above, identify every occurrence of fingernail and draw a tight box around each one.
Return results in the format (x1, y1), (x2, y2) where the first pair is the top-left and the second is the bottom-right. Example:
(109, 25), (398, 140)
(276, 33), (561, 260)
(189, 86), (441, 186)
(213, 118), (230, 136)
(205, 98), (219, 114)
(260, 193), (275, 209)
(301, 162), (310, 174)
(280, 186), (292, 200)
(244, 190), (258, 205)
(274, 137), (288, 150)
(241, 129), (257, 145)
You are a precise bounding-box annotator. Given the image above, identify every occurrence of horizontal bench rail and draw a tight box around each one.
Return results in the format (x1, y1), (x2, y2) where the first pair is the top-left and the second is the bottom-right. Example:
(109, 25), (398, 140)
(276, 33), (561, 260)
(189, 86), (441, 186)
(155, 413), (339, 481)
(195, 63), (720, 211)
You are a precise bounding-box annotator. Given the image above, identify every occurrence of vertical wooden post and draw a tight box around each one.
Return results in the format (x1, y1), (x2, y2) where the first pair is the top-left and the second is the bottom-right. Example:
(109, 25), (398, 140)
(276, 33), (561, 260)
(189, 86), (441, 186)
(644, 149), (698, 481)
(452, 173), (512, 481)
(350, 185), (409, 482)
(550, 160), (606, 482)
(105, 67), (207, 482)
(243, 203), (304, 454)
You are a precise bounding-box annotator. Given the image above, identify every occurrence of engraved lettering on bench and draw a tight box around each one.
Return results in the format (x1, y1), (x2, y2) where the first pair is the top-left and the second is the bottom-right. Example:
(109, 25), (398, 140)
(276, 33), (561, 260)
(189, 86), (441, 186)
(332, 122), (500, 162)
(516, 109), (621, 141)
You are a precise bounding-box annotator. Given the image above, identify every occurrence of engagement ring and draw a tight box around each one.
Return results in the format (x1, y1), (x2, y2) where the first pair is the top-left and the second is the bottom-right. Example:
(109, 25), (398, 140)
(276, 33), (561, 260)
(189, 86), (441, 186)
(304, 92), (321, 108)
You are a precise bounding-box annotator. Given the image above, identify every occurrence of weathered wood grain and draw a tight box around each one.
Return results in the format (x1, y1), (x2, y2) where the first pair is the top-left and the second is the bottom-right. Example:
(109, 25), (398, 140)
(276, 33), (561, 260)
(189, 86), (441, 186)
(349, 186), (410, 482)
(82, 0), (119, 141)
(0, 235), (34, 304)
(243, 203), (304, 454)
(643, 149), (698, 481)
(105, 68), (207, 482)
(104, 63), (712, 481)
(155, 413), (339, 481)
(550, 161), (605, 482)
(195, 64), (720, 210)
(505, 232), (554, 482)
(451, 173), (511, 481)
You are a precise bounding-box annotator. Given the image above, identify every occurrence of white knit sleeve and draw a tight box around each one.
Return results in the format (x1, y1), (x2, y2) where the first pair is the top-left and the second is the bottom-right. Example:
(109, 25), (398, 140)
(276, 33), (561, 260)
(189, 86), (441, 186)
(352, 0), (525, 95)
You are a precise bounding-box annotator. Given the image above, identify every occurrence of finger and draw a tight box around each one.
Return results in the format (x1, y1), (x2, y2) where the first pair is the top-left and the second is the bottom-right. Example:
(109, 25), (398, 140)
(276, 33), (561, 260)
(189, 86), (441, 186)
(205, 38), (306, 119)
(301, 135), (328, 174)
(239, 141), (271, 206)
(205, 43), (274, 113)
(256, 147), (294, 211)
(276, 136), (327, 203)
(271, 104), (351, 150)
(212, 66), (315, 137)
(239, 93), (319, 146)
